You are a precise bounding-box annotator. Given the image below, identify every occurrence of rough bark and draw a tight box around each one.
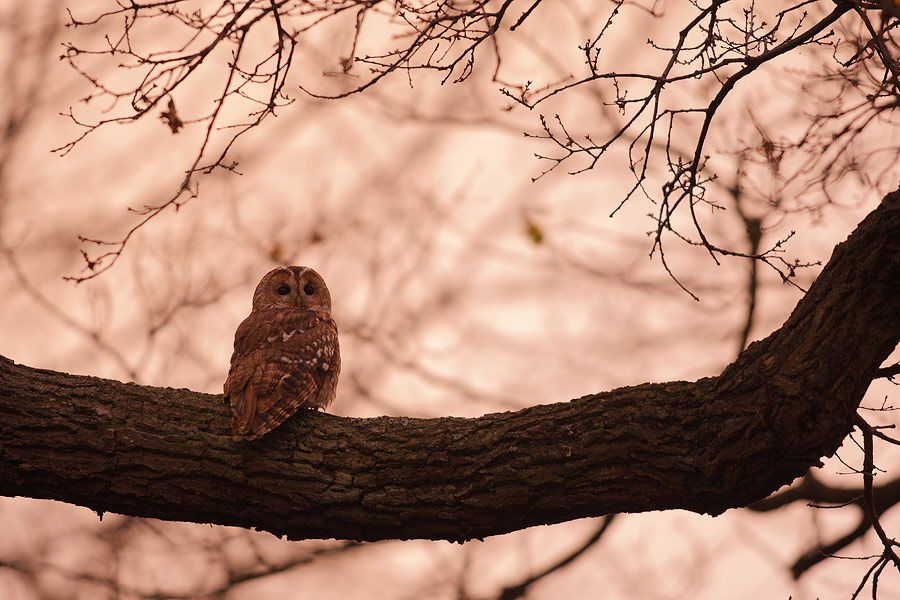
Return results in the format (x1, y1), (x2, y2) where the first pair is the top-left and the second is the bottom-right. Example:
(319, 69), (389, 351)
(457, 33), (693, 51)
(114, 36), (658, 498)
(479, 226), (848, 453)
(1, 192), (899, 543)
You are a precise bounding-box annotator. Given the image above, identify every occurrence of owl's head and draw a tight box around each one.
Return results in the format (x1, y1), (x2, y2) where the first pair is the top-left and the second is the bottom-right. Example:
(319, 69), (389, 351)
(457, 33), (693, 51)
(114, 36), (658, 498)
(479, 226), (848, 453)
(252, 266), (333, 313)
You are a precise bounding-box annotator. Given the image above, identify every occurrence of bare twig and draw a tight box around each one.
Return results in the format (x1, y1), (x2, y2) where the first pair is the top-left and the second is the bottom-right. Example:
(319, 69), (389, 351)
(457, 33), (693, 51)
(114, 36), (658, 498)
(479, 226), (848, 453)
(492, 516), (616, 600)
(855, 415), (900, 572)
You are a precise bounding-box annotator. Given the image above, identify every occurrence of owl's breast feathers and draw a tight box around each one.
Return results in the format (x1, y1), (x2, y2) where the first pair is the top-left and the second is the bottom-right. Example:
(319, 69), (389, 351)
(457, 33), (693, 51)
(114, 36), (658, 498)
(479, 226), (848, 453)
(224, 308), (340, 440)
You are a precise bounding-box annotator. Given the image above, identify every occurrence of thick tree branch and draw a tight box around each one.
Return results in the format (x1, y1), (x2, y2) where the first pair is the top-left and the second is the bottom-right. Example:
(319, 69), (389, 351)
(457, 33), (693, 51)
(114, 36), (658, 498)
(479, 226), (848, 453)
(1, 192), (899, 543)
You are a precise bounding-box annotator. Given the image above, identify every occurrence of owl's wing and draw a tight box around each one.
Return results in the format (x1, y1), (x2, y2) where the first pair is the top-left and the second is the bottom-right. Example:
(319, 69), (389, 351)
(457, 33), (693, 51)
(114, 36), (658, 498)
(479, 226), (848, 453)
(225, 309), (338, 440)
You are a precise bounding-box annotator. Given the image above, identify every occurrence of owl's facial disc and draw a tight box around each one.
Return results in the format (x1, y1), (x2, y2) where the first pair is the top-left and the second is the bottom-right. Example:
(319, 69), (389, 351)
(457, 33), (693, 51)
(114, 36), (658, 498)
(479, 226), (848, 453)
(294, 269), (332, 312)
(266, 269), (297, 306)
(252, 265), (332, 312)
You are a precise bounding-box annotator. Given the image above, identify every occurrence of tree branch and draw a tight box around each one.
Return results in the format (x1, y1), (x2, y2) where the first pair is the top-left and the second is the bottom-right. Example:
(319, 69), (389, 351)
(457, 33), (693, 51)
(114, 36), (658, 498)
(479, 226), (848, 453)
(748, 471), (900, 577)
(493, 515), (615, 600)
(1, 191), (899, 543)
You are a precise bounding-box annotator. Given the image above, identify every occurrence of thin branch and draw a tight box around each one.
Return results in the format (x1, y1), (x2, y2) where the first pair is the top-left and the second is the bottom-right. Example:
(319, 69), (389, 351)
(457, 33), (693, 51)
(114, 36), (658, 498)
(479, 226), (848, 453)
(855, 414), (900, 571)
(875, 363), (900, 380)
(493, 516), (616, 600)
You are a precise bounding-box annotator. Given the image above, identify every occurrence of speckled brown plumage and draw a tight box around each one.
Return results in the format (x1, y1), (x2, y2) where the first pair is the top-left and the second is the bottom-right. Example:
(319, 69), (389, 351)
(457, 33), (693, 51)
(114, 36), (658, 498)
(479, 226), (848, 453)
(224, 266), (340, 441)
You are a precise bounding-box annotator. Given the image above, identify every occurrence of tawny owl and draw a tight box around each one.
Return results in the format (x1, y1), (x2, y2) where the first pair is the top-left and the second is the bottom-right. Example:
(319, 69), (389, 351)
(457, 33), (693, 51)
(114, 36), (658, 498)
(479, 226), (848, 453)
(224, 266), (340, 441)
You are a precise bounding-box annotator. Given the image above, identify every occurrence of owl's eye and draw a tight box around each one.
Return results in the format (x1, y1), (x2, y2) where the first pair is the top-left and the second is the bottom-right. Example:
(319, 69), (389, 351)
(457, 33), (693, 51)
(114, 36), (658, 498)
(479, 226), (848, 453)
(276, 284), (291, 295)
(303, 283), (315, 295)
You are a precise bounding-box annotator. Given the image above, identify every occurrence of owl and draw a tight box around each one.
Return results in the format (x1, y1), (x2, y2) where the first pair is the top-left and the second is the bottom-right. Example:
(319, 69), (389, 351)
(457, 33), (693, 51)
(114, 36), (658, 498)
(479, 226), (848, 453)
(224, 266), (340, 441)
